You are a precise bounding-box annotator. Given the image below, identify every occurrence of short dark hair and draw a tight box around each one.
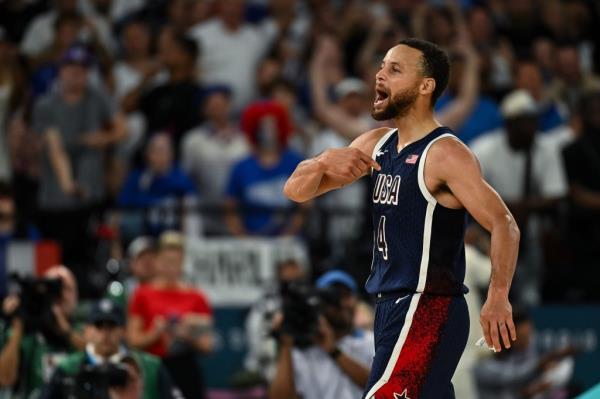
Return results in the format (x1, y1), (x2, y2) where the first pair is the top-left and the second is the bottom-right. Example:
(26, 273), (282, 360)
(173, 34), (200, 61)
(398, 38), (450, 107)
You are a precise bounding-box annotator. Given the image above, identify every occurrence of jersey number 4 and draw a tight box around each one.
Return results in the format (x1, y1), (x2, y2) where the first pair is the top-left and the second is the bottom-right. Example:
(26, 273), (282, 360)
(377, 216), (388, 260)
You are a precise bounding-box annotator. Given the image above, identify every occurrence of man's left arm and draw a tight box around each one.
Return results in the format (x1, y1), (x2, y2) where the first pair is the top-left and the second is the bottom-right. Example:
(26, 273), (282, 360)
(429, 138), (520, 352)
(318, 318), (371, 388)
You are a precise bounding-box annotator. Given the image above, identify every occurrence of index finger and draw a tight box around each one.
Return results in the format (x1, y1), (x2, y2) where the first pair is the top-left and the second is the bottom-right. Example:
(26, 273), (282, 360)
(480, 318), (493, 352)
(355, 150), (381, 170)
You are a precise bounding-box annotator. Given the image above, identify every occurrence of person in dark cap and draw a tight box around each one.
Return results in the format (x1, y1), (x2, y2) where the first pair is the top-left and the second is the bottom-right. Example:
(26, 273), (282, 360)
(32, 43), (127, 289)
(270, 270), (374, 399)
(41, 299), (183, 399)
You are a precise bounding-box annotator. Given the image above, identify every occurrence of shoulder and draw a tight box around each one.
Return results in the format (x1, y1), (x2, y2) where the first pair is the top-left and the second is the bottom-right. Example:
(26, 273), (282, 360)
(131, 349), (161, 367)
(57, 351), (86, 373)
(34, 92), (57, 111)
(350, 127), (395, 155)
(426, 133), (480, 175)
(189, 19), (220, 38)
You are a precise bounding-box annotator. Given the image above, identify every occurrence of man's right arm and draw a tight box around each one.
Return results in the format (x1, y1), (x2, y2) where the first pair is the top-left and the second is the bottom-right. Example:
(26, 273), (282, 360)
(283, 128), (387, 203)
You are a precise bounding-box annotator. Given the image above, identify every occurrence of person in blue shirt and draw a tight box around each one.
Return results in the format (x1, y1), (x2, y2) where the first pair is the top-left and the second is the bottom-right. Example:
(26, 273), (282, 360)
(435, 51), (503, 144)
(118, 133), (199, 237)
(225, 101), (305, 236)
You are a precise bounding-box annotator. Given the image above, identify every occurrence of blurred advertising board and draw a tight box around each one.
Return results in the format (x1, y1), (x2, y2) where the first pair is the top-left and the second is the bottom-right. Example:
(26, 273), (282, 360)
(184, 237), (308, 306)
(533, 306), (600, 389)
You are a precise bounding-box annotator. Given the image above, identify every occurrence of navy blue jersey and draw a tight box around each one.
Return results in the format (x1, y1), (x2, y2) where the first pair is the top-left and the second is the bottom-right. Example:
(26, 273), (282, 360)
(365, 127), (468, 296)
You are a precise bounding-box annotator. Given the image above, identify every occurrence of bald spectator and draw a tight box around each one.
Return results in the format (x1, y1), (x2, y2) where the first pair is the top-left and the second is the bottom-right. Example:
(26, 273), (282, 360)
(189, 0), (276, 111)
(0, 266), (84, 397)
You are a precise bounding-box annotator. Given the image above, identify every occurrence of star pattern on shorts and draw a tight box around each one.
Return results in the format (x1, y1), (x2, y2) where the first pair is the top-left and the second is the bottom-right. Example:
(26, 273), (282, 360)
(393, 389), (410, 399)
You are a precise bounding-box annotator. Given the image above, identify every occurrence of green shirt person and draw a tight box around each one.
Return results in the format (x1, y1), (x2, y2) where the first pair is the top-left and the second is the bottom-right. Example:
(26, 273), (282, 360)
(0, 266), (85, 399)
(41, 299), (182, 399)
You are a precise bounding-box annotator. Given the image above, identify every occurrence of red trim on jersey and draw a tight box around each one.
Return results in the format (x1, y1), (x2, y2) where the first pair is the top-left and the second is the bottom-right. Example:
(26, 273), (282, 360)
(375, 295), (451, 398)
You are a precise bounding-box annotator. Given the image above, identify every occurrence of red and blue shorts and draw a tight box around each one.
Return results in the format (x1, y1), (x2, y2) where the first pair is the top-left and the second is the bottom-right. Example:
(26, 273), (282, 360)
(363, 292), (469, 399)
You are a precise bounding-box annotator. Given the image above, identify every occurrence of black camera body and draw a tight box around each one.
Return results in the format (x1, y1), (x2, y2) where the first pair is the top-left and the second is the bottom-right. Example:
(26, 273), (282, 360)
(11, 275), (63, 337)
(60, 363), (130, 399)
(280, 282), (342, 348)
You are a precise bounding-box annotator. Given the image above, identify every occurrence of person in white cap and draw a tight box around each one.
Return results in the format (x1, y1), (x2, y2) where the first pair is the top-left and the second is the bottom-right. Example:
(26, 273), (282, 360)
(471, 89), (568, 306)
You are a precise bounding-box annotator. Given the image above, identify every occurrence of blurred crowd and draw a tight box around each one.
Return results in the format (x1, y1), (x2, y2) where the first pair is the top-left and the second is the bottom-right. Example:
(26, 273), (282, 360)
(1, 0), (600, 398)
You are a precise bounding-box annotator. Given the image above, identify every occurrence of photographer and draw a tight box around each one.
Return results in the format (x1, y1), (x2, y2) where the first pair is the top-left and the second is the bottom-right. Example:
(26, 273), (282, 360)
(269, 271), (374, 399)
(0, 265), (85, 398)
(41, 299), (182, 399)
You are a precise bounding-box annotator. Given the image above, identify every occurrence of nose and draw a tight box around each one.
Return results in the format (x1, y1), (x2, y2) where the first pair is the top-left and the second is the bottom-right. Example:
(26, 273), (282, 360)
(375, 68), (386, 83)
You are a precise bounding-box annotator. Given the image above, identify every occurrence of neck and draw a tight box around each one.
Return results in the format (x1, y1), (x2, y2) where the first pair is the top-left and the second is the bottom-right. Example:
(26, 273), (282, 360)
(392, 108), (440, 149)
(212, 118), (229, 130)
(62, 89), (84, 104)
(170, 66), (193, 83)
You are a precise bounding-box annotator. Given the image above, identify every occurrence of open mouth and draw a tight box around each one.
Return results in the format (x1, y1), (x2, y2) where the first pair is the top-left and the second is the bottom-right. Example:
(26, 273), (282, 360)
(374, 88), (389, 106)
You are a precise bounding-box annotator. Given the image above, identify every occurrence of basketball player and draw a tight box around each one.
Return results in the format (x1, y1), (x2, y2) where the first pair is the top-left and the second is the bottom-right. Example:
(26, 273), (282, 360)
(284, 38), (520, 399)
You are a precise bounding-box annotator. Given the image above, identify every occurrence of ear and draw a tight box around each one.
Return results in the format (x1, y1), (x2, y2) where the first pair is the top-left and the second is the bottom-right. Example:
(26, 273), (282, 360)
(420, 77), (436, 96)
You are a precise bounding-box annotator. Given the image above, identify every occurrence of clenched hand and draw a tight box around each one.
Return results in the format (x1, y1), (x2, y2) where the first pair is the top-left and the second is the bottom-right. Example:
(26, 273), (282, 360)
(317, 147), (381, 187)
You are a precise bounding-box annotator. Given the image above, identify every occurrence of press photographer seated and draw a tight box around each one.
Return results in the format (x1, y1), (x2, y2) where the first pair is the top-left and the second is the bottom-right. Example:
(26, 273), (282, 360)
(269, 271), (375, 399)
(0, 266), (85, 398)
(41, 299), (181, 399)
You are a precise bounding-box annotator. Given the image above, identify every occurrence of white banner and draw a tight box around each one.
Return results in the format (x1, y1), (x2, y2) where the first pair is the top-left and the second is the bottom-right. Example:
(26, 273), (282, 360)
(184, 237), (308, 306)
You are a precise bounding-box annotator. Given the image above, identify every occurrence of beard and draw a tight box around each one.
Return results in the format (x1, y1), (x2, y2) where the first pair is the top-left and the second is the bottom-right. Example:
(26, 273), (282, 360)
(371, 85), (420, 121)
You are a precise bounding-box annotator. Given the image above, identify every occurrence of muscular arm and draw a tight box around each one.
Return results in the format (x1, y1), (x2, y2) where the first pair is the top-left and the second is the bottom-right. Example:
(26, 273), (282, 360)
(283, 128), (386, 202)
(428, 138), (520, 352)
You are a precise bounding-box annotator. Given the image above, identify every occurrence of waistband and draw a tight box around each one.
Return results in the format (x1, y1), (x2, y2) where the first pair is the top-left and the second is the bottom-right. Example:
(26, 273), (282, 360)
(374, 287), (469, 303)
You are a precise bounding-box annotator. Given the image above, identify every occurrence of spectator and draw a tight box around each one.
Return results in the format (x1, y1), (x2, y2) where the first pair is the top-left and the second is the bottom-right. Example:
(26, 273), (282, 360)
(127, 30), (202, 150)
(0, 266), (85, 398)
(41, 299), (182, 399)
(309, 36), (373, 141)
(548, 44), (600, 113)
(245, 259), (306, 381)
(562, 91), (600, 301)
(467, 5), (514, 95)
(475, 308), (576, 399)
(107, 236), (158, 308)
(269, 270), (374, 399)
(181, 85), (250, 235)
(188, 0), (276, 111)
(127, 231), (213, 399)
(0, 183), (40, 300)
(435, 43), (499, 145)
(0, 28), (26, 181)
(118, 133), (200, 238)
(471, 90), (568, 305)
(20, 0), (114, 60)
(112, 19), (161, 106)
(33, 45), (126, 280)
(224, 100), (305, 236)
(514, 59), (567, 132)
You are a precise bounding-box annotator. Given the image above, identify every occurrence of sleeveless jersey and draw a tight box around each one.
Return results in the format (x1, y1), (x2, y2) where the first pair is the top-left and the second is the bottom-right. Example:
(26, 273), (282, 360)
(365, 127), (468, 296)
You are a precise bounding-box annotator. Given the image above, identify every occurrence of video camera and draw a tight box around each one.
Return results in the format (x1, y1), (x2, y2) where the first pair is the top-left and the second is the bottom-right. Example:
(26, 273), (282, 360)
(10, 274), (63, 337)
(280, 282), (342, 348)
(60, 362), (131, 399)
